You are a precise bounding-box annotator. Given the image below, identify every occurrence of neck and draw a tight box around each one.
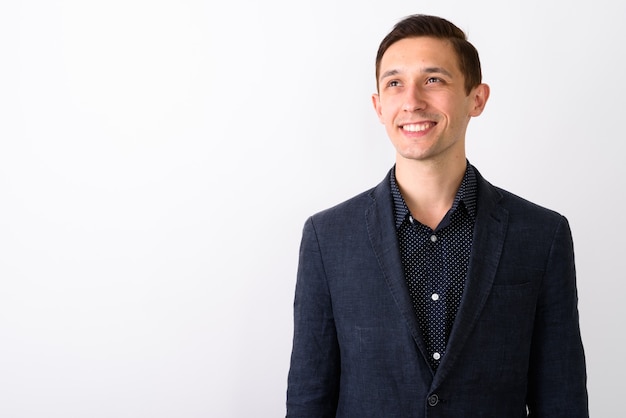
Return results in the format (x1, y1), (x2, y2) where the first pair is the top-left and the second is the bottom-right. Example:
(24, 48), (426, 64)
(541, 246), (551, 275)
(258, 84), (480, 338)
(394, 156), (467, 229)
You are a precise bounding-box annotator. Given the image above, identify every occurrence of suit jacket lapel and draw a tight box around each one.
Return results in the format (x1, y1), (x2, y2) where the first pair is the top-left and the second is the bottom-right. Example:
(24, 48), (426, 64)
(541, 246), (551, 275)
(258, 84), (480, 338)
(433, 170), (509, 386)
(365, 173), (433, 371)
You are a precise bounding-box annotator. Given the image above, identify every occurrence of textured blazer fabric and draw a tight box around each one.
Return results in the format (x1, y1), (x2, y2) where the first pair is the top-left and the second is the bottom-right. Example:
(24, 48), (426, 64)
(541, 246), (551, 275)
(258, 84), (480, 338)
(286, 166), (588, 418)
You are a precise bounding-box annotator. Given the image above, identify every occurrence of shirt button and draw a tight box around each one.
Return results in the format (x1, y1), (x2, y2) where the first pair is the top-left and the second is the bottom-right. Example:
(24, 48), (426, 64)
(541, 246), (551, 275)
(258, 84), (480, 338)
(428, 394), (439, 407)
(431, 293), (439, 301)
(430, 234), (437, 242)
(433, 352), (441, 360)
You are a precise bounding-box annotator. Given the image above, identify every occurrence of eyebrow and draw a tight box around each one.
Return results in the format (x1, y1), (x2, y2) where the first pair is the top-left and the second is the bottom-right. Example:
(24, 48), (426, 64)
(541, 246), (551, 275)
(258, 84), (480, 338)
(379, 66), (454, 82)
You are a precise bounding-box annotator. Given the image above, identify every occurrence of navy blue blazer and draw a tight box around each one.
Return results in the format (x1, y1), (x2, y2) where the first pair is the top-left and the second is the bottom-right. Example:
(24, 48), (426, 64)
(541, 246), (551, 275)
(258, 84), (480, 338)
(286, 166), (588, 417)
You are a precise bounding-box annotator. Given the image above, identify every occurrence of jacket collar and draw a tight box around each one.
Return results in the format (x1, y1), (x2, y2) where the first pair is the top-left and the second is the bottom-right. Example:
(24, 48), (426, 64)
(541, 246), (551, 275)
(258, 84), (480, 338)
(365, 165), (509, 382)
(365, 169), (432, 374)
(433, 167), (508, 386)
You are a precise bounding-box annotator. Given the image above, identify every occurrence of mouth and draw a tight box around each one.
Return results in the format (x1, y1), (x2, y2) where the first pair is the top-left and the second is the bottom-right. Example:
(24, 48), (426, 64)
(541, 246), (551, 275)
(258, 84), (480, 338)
(401, 122), (436, 132)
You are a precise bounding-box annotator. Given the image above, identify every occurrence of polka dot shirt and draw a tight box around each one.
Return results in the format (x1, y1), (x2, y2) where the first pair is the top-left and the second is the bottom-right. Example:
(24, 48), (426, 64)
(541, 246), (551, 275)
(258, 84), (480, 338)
(390, 164), (477, 370)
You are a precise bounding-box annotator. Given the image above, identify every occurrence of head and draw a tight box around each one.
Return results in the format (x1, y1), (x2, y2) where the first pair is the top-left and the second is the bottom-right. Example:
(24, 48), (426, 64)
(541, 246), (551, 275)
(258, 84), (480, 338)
(371, 15), (490, 165)
(375, 14), (482, 95)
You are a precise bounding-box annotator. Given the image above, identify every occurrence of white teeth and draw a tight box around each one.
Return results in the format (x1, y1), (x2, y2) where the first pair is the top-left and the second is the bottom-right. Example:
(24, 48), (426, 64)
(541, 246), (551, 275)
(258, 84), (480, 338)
(403, 123), (432, 132)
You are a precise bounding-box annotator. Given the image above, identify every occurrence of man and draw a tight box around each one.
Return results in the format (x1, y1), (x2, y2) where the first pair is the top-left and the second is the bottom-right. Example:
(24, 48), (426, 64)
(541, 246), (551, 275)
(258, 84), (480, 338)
(286, 14), (588, 417)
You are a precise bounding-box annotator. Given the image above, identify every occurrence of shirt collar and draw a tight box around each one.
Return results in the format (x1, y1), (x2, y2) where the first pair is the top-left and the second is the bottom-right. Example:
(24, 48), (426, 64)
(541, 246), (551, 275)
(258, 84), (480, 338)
(390, 162), (478, 229)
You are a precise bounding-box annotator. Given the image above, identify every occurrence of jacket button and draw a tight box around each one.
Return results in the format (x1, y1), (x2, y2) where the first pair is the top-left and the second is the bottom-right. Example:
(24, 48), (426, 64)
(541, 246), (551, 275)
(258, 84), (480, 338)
(428, 394), (439, 407)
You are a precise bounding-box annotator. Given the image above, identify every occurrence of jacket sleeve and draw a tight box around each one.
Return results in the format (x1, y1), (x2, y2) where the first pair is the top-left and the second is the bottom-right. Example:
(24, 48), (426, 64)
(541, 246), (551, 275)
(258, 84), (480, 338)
(526, 216), (588, 417)
(286, 217), (340, 417)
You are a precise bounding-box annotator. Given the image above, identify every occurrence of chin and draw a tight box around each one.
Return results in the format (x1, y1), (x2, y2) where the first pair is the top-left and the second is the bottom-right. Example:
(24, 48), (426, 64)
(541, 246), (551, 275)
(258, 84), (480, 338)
(396, 146), (433, 161)
(397, 153), (431, 162)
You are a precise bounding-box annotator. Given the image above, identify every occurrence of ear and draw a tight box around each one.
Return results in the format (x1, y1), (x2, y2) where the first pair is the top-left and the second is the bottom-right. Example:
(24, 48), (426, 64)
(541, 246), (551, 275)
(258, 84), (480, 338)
(468, 83), (490, 117)
(372, 93), (384, 123)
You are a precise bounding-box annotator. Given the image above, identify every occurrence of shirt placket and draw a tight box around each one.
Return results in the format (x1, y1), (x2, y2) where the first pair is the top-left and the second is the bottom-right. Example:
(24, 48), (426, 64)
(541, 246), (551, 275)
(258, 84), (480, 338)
(426, 228), (446, 369)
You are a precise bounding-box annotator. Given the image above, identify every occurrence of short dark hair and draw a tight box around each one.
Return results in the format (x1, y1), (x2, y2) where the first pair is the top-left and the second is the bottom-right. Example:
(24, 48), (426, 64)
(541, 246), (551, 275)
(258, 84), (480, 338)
(375, 14), (482, 95)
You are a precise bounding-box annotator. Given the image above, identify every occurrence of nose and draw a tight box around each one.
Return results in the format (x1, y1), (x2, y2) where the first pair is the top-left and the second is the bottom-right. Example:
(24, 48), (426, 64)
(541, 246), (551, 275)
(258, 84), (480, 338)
(402, 86), (426, 112)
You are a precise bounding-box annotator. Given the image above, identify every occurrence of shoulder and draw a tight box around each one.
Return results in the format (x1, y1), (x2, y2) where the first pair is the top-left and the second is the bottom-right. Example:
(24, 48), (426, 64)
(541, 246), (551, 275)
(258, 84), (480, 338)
(312, 188), (375, 219)
(475, 166), (565, 224)
(306, 170), (392, 230)
(304, 187), (377, 238)
(497, 186), (562, 218)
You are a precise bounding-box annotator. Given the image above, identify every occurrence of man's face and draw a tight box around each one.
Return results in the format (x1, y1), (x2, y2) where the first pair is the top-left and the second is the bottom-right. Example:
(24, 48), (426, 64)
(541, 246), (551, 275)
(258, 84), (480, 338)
(372, 36), (488, 164)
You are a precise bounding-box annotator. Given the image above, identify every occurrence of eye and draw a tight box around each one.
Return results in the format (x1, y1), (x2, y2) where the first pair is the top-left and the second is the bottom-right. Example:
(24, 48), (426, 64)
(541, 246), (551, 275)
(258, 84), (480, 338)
(387, 80), (400, 87)
(426, 77), (442, 84)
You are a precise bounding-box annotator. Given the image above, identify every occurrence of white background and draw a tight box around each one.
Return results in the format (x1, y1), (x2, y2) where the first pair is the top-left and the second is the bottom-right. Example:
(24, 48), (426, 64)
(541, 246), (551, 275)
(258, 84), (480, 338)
(1, 0), (624, 417)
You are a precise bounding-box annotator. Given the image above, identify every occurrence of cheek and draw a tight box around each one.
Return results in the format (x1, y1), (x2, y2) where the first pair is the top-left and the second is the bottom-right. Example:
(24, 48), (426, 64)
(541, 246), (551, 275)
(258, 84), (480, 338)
(374, 104), (389, 124)
(378, 99), (399, 124)
(381, 109), (392, 124)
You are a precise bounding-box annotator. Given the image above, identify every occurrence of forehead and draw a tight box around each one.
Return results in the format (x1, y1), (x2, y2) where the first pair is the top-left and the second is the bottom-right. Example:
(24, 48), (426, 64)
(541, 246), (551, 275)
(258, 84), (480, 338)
(379, 36), (460, 75)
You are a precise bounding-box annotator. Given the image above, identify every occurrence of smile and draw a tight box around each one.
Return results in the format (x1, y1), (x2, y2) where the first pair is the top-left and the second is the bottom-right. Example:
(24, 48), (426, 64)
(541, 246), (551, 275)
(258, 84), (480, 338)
(402, 122), (435, 132)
